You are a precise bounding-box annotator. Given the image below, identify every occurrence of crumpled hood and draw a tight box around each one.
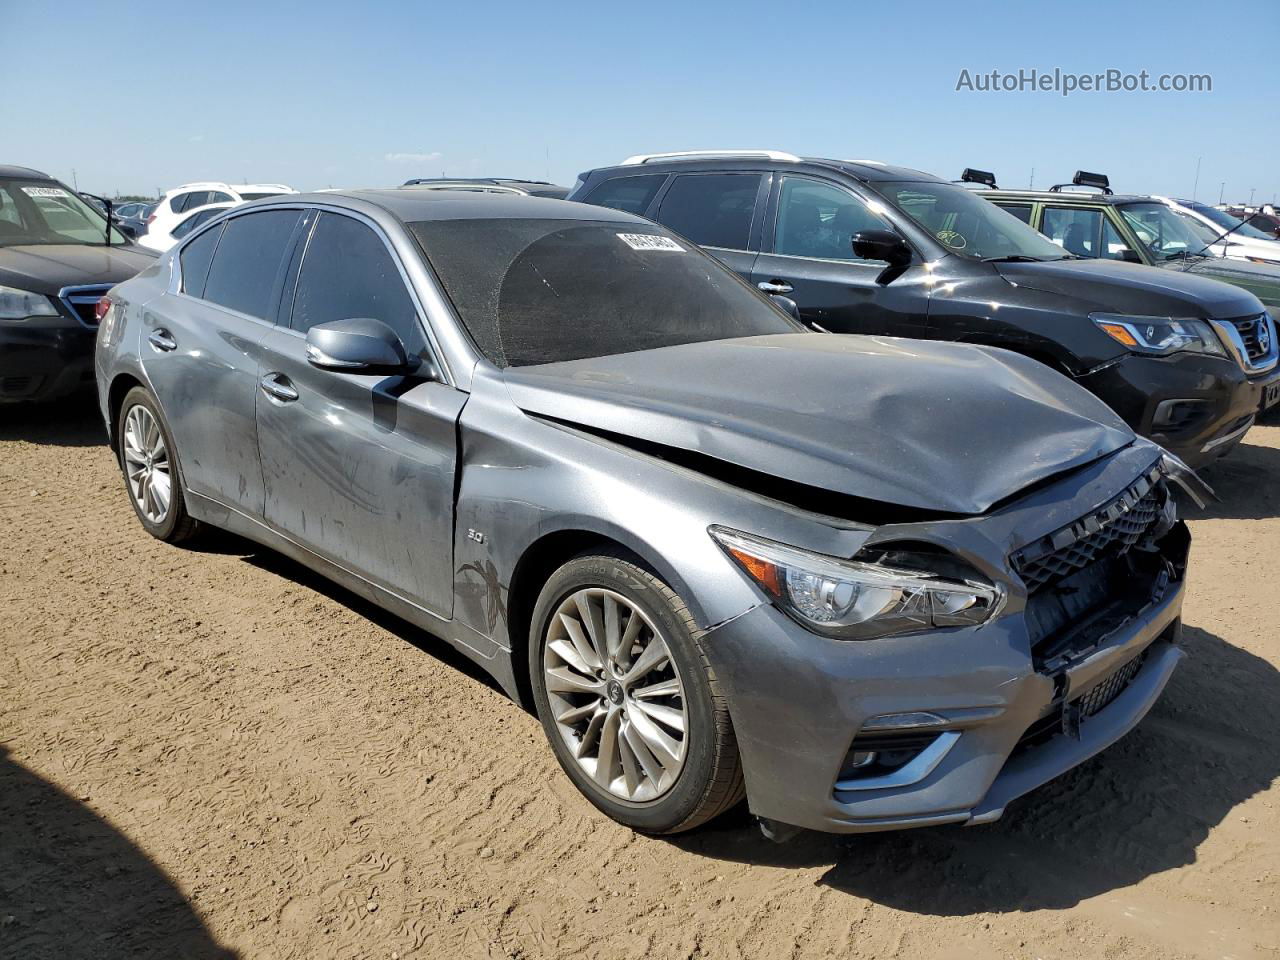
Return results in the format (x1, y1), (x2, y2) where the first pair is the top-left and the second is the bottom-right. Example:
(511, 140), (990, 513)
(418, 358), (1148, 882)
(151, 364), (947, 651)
(0, 244), (156, 296)
(502, 333), (1135, 516)
(993, 257), (1265, 318)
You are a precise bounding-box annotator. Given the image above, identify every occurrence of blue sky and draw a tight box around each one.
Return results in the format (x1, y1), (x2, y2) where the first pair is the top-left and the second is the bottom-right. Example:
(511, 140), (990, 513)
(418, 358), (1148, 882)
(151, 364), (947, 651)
(5, 0), (1277, 205)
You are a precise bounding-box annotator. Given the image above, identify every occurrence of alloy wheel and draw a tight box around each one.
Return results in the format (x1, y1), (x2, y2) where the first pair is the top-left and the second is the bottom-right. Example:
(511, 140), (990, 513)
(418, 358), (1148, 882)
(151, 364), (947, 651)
(122, 404), (172, 524)
(543, 588), (689, 802)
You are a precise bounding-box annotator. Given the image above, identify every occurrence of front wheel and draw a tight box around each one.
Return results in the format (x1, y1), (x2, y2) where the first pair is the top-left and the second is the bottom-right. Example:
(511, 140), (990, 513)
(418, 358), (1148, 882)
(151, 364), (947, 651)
(529, 552), (745, 833)
(116, 386), (201, 543)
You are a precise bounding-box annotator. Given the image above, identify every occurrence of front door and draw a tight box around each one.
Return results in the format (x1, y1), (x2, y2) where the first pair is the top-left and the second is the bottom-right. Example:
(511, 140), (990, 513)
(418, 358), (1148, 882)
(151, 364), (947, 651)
(751, 176), (931, 337)
(254, 210), (464, 616)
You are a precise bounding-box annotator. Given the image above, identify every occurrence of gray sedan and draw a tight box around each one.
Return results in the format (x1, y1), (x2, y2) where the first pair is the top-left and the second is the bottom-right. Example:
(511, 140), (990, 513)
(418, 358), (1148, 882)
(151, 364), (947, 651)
(95, 190), (1192, 836)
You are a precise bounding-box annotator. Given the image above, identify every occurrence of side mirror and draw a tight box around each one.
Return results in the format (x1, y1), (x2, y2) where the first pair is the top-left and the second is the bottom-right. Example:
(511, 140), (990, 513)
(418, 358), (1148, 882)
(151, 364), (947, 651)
(851, 230), (912, 267)
(769, 293), (800, 320)
(305, 317), (410, 372)
(1118, 249), (1142, 263)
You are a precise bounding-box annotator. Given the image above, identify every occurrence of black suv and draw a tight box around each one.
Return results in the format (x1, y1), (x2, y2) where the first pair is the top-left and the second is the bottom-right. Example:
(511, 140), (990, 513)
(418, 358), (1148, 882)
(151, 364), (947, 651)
(569, 152), (1279, 467)
(0, 165), (155, 402)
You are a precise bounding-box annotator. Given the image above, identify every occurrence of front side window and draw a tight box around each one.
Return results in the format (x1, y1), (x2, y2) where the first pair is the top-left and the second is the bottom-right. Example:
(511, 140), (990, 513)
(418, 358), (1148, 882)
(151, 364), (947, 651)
(773, 178), (891, 261)
(202, 209), (301, 319)
(411, 218), (800, 368)
(584, 174), (667, 215)
(873, 180), (1068, 261)
(1117, 202), (1209, 260)
(1041, 207), (1105, 257)
(290, 213), (426, 355)
(656, 173), (761, 250)
(209, 192), (234, 204)
(0, 178), (128, 247)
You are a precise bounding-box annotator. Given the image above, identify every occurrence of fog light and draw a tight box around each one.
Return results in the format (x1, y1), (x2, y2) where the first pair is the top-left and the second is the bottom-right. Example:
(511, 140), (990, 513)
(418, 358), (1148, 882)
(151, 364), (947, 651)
(838, 751), (878, 779)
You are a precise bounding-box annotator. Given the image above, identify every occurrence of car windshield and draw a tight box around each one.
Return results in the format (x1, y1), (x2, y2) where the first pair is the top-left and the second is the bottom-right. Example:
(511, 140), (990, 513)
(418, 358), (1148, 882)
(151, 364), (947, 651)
(872, 180), (1070, 261)
(0, 178), (129, 247)
(411, 218), (802, 367)
(1184, 202), (1275, 241)
(1119, 202), (1213, 260)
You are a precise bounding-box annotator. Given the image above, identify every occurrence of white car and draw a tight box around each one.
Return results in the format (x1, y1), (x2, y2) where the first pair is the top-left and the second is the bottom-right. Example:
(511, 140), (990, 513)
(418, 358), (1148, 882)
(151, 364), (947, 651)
(139, 201), (237, 252)
(1154, 196), (1280, 266)
(146, 181), (295, 238)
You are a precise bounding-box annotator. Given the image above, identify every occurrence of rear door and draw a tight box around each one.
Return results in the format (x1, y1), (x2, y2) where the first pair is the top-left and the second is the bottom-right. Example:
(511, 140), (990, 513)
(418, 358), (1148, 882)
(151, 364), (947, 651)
(142, 207), (302, 517)
(750, 175), (931, 336)
(255, 209), (464, 617)
(647, 172), (765, 278)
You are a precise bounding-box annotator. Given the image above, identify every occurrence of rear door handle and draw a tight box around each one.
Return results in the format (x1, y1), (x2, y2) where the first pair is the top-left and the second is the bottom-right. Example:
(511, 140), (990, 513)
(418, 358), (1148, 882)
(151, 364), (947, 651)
(259, 373), (298, 403)
(147, 328), (177, 352)
(757, 279), (794, 295)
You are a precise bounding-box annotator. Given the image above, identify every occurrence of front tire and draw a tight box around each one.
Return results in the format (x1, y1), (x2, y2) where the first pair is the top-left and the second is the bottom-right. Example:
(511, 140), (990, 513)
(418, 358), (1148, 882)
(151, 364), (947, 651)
(529, 552), (745, 833)
(116, 386), (200, 543)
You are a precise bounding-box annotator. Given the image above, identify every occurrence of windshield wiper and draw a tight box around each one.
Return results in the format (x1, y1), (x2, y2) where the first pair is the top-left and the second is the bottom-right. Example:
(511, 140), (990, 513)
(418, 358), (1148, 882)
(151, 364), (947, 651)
(981, 254), (1045, 263)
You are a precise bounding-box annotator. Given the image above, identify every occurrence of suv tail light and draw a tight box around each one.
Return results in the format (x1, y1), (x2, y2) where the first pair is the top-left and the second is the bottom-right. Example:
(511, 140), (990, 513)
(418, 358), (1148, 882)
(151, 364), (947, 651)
(94, 296), (112, 323)
(146, 210), (157, 224)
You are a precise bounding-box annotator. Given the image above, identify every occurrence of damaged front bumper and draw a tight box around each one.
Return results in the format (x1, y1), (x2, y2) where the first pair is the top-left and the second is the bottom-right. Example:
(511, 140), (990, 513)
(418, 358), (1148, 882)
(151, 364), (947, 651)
(700, 486), (1191, 835)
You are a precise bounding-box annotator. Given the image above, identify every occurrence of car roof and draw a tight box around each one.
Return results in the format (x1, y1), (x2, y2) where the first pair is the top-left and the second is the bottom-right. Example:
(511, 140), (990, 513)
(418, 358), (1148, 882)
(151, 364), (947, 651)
(292, 188), (647, 224)
(0, 164), (56, 181)
(587, 153), (944, 184)
(980, 188), (1153, 205)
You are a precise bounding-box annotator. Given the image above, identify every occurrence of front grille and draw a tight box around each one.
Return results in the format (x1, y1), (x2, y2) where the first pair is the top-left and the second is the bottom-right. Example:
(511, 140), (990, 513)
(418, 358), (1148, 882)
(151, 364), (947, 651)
(1012, 466), (1164, 594)
(1077, 652), (1145, 718)
(1230, 313), (1274, 364)
(58, 284), (113, 327)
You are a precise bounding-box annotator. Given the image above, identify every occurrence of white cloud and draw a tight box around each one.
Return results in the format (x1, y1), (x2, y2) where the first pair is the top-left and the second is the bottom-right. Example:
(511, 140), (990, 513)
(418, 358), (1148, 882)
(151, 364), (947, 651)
(384, 151), (442, 164)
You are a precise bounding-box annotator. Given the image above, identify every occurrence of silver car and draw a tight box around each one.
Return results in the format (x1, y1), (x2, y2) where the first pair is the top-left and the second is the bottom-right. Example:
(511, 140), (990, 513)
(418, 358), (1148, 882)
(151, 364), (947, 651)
(95, 190), (1193, 836)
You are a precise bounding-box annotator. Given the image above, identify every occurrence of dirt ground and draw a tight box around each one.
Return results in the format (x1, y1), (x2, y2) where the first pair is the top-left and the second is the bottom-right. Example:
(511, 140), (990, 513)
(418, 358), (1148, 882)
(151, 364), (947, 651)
(2, 399), (1278, 960)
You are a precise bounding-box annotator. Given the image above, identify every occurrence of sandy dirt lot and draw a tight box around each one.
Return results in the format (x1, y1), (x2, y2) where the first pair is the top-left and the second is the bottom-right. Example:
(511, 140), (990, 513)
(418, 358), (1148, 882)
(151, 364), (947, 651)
(2, 399), (1278, 960)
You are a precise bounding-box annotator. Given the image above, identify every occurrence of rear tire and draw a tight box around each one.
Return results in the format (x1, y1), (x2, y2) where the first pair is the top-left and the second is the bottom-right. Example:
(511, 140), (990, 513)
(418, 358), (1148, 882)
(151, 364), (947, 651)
(116, 386), (201, 544)
(529, 551), (745, 834)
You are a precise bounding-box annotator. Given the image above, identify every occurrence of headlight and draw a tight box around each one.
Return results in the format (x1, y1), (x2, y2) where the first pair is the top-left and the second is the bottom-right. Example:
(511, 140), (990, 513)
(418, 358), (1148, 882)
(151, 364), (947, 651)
(0, 284), (59, 320)
(1090, 314), (1226, 358)
(709, 526), (1003, 640)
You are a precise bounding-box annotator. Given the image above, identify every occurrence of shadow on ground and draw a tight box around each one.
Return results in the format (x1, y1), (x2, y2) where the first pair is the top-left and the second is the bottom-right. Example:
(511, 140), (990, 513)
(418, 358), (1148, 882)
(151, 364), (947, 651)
(0, 394), (104, 448)
(1191, 435), (1280, 520)
(668, 627), (1280, 913)
(0, 746), (237, 959)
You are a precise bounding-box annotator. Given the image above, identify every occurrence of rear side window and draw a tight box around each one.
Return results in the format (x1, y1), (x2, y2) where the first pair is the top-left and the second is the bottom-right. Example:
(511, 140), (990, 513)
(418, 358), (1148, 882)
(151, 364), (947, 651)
(289, 212), (426, 355)
(202, 210), (301, 319)
(999, 203), (1033, 224)
(209, 191), (234, 204)
(175, 191), (209, 213)
(584, 175), (666, 215)
(1042, 206), (1106, 258)
(179, 224), (222, 298)
(656, 173), (760, 250)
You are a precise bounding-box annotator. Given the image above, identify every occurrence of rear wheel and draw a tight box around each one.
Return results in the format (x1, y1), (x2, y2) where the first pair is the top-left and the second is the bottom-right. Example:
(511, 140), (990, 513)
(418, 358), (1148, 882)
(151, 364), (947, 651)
(116, 386), (200, 543)
(529, 552), (745, 833)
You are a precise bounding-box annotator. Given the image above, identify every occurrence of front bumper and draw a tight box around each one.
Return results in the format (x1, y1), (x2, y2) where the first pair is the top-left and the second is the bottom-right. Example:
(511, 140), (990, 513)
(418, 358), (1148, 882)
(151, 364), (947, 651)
(703, 538), (1187, 835)
(0, 317), (97, 403)
(1079, 353), (1275, 469)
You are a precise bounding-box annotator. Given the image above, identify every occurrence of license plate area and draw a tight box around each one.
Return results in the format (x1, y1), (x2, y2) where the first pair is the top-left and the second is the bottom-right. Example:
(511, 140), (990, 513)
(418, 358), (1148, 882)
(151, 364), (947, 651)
(1263, 379), (1280, 411)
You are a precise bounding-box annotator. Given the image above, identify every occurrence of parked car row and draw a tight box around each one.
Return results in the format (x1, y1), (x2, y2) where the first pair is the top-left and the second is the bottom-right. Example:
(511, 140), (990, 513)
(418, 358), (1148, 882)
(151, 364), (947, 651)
(3, 149), (1276, 840)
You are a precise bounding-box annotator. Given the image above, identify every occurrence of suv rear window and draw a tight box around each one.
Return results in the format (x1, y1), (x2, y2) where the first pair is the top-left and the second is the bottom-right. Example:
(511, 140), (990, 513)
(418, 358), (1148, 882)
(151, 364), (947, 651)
(656, 174), (760, 250)
(584, 174), (666, 215)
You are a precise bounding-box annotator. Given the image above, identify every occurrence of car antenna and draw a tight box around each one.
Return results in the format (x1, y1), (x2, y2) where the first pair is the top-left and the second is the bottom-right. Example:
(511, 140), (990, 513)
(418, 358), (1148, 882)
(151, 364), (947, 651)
(1186, 211), (1254, 264)
(81, 192), (114, 247)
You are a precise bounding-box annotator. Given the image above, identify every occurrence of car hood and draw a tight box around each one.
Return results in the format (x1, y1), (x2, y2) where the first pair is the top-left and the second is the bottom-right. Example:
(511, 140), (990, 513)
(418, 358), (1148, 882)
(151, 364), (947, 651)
(501, 333), (1135, 516)
(992, 257), (1264, 318)
(1172, 256), (1280, 309)
(0, 244), (157, 295)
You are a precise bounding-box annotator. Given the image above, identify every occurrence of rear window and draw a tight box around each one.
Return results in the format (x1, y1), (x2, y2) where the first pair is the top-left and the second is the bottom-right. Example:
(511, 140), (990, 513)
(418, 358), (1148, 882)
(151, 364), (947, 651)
(411, 218), (798, 368)
(201, 210), (300, 319)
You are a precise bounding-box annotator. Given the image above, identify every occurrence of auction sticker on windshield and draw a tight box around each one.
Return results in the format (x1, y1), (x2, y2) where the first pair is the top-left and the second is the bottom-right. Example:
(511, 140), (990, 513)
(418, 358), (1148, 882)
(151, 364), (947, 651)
(618, 233), (684, 252)
(21, 186), (70, 199)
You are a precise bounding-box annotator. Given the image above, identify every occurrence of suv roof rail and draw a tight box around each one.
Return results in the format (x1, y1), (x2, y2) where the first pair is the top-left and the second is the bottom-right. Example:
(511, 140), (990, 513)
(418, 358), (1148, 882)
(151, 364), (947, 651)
(1048, 170), (1112, 195)
(619, 150), (801, 166)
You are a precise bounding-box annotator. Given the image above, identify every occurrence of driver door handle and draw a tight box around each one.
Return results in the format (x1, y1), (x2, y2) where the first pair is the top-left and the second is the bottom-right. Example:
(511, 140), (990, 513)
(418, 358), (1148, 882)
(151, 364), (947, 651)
(147, 328), (177, 352)
(758, 279), (794, 295)
(259, 372), (298, 403)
